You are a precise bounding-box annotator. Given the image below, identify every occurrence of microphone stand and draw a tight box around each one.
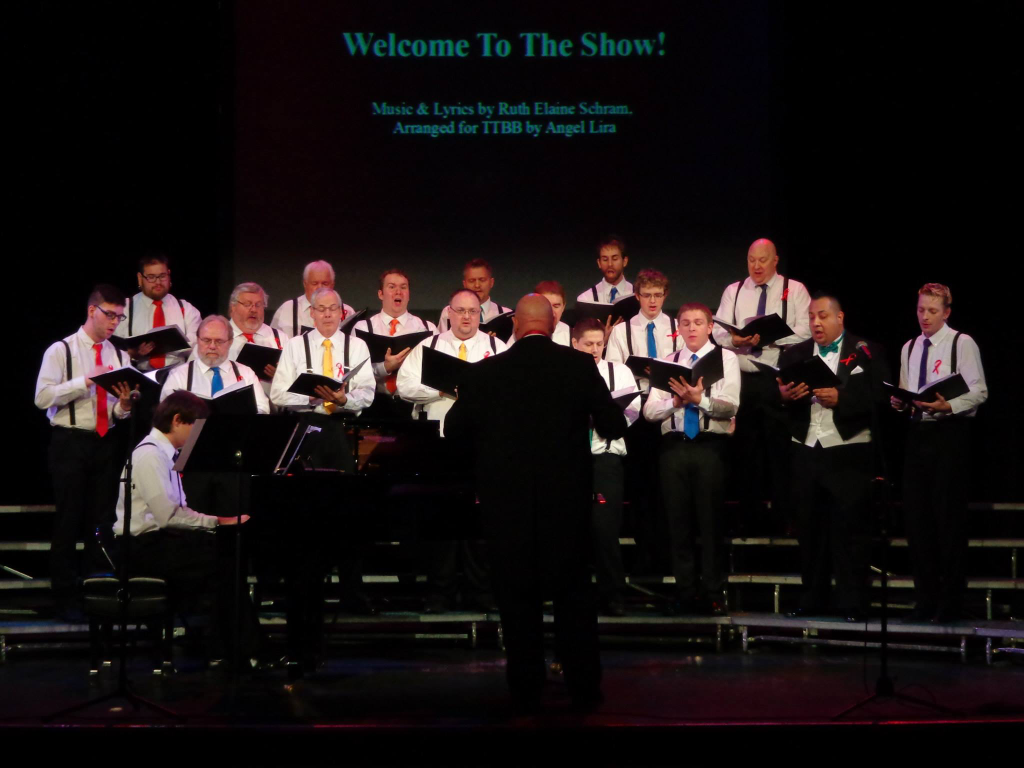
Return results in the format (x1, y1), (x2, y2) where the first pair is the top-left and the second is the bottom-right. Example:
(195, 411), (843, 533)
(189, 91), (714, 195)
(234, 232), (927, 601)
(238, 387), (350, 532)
(834, 344), (955, 719)
(47, 389), (181, 721)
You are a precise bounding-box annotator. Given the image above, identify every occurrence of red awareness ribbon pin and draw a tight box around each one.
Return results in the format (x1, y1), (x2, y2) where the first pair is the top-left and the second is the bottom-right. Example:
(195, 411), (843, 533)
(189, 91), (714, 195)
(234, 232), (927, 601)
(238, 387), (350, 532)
(840, 352), (857, 366)
(933, 360), (942, 374)
(336, 363), (345, 378)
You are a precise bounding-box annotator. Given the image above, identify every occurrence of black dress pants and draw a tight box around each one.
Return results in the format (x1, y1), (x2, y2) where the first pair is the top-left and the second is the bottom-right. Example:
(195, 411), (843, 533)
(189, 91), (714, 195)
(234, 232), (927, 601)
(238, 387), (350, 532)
(903, 419), (971, 615)
(48, 426), (126, 599)
(790, 441), (873, 615)
(733, 370), (792, 531)
(591, 453), (627, 602)
(658, 432), (728, 600)
(127, 528), (262, 658)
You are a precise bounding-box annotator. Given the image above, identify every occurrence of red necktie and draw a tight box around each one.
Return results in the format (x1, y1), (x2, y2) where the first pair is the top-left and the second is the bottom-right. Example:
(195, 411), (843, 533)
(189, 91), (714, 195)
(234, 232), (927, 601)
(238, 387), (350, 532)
(93, 343), (109, 437)
(149, 299), (166, 368)
(385, 318), (399, 393)
(243, 333), (255, 343)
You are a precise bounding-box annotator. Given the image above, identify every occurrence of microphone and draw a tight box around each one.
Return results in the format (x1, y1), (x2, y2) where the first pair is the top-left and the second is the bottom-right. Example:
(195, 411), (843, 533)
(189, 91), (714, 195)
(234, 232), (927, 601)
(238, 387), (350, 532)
(855, 341), (872, 360)
(129, 389), (142, 401)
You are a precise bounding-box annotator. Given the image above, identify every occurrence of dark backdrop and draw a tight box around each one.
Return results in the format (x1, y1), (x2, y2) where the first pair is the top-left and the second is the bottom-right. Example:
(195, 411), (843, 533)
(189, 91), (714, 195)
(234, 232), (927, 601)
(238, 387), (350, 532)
(11, 1), (1020, 503)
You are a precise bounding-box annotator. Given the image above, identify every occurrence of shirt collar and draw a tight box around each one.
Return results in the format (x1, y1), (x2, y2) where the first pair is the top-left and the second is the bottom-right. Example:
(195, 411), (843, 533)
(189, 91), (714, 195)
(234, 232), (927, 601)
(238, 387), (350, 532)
(309, 327), (342, 346)
(135, 292), (172, 308)
(146, 427), (176, 460)
(77, 326), (101, 348)
(194, 358), (227, 376)
(922, 323), (952, 345)
(297, 294), (310, 311)
(683, 339), (716, 361)
(379, 310), (411, 328)
(519, 330), (548, 339)
(602, 277), (628, 290)
(816, 332), (845, 356)
(632, 311), (666, 327)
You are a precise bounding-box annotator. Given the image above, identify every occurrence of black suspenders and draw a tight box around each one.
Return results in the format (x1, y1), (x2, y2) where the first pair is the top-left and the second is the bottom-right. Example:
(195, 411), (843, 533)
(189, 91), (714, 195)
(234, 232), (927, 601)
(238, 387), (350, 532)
(293, 299), (299, 338)
(128, 295), (186, 336)
(733, 276), (789, 326)
(626, 317), (676, 356)
(59, 339), (125, 427)
(60, 340), (76, 426)
(271, 328), (282, 350)
(605, 362), (615, 450)
(592, 285), (599, 301)
(303, 332), (348, 373)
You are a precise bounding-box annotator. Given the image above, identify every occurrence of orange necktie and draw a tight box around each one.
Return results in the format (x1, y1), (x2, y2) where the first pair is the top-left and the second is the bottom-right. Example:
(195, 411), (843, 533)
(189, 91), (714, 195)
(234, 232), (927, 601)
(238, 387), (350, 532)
(385, 318), (399, 394)
(149, 299), (165, 368)
(243, 333), (255, 343)
(93, 343), (109, 437)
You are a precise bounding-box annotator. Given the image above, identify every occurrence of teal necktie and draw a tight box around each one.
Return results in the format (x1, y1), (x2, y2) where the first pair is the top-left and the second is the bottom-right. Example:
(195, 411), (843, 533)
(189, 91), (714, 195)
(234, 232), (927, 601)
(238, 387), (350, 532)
(646, 322), (657, 357)
(683, 353), (700, 438)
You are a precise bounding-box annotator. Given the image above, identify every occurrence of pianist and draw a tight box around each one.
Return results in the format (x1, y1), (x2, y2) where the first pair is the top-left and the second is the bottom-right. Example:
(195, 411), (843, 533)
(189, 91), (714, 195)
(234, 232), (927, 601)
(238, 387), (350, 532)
(113, 391), (263, 662)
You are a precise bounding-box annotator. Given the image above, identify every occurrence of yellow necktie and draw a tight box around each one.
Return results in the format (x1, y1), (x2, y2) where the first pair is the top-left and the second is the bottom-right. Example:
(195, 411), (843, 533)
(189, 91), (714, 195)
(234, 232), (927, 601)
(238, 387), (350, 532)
(458, 342), (467, 361)
(322, 338), (336, 413)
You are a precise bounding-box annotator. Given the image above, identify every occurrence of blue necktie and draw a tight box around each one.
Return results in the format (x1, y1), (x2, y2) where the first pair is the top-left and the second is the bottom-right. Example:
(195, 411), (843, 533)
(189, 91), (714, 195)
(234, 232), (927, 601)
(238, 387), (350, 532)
(646, 322), (657, 357)
(683, 353), (700, 439)
(609, 286), (618, 303)
(917, 338), (932, 390)
(210, 366), (224, 395)
(756, 284), (768, 317)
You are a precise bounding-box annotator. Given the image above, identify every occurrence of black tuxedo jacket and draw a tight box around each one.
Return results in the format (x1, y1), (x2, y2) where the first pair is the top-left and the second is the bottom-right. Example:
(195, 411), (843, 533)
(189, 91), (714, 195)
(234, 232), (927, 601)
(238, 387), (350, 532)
(444, 335), (627, 585)
(777, 333), (890, 444)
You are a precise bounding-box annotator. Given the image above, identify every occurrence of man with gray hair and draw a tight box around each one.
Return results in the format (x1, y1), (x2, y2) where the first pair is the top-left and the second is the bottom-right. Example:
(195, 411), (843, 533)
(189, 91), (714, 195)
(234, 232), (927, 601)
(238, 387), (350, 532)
(270, 260), (355, 338)
(160, 314), (270, 414)
(227, 282), (288, 374)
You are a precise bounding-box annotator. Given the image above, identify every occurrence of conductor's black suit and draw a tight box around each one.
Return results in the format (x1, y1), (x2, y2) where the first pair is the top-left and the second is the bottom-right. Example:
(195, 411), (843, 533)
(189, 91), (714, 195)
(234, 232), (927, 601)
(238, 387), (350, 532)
(444, 334), (627, 705)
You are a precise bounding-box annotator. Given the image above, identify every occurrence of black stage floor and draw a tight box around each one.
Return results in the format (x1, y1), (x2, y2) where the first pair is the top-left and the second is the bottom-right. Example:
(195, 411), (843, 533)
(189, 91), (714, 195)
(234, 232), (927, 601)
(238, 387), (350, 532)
(2, 644), (1024, 764)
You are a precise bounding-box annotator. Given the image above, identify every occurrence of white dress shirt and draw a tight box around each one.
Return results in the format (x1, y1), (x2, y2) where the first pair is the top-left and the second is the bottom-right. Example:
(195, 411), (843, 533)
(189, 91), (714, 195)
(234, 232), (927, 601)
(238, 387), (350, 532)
(712, 273), (812, 371)
(577, 277), (633, 305)
(643, 341), (741, 436)
(506, 321), (571, 348)
(592, 360), (641, 456)
(114, 292), (202, 355)
(798, 335), (871, 448)
(352, 311), (438, 389)
(605, 313), (681, 394)
(436, 298), (511, 333)
(159, 357), (270, 414)
(269, 328), (375, 415)
(396, 330), (507, 436)
(114, 427), (218, 536)
(270, 295), (356, 338)
(35, 327), (131, 430)
(898, 323), (987, 420)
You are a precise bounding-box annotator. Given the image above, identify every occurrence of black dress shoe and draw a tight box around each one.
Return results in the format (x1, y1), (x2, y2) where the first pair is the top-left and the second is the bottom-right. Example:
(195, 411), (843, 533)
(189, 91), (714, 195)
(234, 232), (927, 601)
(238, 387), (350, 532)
(601, 599), (626, 617)
(339, 592), (378, 616)
(786, 606), (823, 619)
(907, 604), (938, 621)
(424, 594), (453, 614)
(665, 597), (699, 616)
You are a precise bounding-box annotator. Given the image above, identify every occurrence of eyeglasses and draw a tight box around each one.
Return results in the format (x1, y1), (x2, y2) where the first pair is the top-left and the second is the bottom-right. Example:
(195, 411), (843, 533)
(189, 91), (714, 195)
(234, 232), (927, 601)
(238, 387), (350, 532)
(91, 305), (127, 322)
(311, 305), (341, 314)
(140, 272), (170, 283)
(638, 292), (665, 300)
(450, 306), (481, 317)
(234, 300), (266, 311)
(198, 337), (230, 347)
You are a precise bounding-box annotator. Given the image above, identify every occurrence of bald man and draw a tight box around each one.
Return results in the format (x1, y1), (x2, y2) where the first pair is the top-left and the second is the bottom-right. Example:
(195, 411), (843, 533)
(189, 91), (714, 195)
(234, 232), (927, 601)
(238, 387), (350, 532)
(713, 239), (811, 534)
(445, 294), (627, 711)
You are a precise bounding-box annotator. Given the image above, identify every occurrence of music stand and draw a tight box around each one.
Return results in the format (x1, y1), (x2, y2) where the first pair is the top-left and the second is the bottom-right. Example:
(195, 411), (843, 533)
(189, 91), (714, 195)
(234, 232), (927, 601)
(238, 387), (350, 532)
(174, 413), (300, 677)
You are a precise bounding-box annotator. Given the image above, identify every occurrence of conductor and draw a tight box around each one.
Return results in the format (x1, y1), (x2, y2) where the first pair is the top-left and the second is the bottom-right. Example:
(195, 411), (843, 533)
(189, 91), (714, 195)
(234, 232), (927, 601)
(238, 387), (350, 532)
(445, 294), (627, 711)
